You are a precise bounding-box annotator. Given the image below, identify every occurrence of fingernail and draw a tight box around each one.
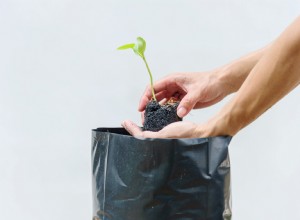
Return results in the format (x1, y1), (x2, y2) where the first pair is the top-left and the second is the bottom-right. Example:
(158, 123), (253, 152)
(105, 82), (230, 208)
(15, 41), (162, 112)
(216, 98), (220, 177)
(177, 107), (187, 118)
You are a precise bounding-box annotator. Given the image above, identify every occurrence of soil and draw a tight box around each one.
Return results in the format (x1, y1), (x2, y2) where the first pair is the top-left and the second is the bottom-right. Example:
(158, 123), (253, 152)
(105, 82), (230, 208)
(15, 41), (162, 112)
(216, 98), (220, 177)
(143, 99), (182, 132)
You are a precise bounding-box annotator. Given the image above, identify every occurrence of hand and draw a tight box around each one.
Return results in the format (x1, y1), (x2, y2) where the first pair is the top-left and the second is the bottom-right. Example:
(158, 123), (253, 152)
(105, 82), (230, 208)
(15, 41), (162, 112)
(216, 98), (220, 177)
(122, 114), (233, 139)
(121, 120), (201, 139)
(138, 72), (233, 118)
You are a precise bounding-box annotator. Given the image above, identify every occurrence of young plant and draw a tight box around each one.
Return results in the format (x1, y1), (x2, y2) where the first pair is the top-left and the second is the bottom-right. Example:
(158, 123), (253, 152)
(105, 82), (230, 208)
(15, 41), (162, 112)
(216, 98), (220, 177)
(117, 37), (157, 101)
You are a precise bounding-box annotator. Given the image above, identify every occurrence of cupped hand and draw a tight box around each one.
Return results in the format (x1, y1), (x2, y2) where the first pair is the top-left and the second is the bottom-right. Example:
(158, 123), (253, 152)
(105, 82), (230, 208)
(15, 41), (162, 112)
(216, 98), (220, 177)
(122, 113), (234, 138)
(138, 72), (232, 118)
(121, 120), (201, 139)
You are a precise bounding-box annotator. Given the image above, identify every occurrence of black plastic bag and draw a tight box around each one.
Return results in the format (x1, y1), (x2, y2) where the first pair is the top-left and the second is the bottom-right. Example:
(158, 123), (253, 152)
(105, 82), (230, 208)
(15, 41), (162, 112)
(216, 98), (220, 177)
(92, 127), (232, 220)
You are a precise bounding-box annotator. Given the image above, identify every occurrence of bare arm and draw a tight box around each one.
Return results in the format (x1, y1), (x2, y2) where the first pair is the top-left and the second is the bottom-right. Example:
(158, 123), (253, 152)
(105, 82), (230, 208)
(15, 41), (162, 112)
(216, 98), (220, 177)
(216, 47), (267, 94)
(138, 47), (267, 117)
(197, 16), (300, 137)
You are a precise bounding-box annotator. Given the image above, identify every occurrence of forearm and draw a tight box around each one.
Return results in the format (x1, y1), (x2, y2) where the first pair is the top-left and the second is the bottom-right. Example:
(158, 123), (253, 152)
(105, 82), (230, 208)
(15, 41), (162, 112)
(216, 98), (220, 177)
(214, 47), (267, 94)
(210, 16), (300, 136)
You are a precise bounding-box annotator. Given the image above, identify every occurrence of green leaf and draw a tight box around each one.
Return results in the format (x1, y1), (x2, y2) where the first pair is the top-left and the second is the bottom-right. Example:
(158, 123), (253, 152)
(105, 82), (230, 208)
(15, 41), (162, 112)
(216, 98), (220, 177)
(117, 36), (156, 101)
(133, 37), (146, 58)
(117, 43), (135, 50)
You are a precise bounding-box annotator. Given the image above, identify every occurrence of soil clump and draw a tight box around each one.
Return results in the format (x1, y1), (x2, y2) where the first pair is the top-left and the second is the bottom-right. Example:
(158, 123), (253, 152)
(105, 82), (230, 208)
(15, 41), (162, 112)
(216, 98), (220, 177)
(143, 99), (182, 132)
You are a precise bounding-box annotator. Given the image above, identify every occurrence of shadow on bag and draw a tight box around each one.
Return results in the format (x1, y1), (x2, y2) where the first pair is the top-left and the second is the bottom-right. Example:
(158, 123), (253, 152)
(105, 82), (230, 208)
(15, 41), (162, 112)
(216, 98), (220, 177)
(92, 127), (232, 220)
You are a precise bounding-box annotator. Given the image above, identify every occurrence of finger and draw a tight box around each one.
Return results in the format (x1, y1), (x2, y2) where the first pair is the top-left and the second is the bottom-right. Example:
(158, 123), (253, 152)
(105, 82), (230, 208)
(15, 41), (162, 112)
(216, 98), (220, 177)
(121, 120), (143, 137)
(138, 95), (151, 112)
(139, 88), (184, 112)
(121, 120), (164, 139)
(141, 111), (145, 125)
(155, 90), (172, 103)
(138, 77), (178, 111)
(152, 76), (177, 94)
(159, 98), (167, 105)
(177, 94), (198, 118)
(138, 89), (173, 112)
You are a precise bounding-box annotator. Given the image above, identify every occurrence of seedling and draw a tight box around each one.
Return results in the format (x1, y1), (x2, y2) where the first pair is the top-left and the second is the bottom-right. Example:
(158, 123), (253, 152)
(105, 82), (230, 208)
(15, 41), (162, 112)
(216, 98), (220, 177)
(117, 37), (157, 101)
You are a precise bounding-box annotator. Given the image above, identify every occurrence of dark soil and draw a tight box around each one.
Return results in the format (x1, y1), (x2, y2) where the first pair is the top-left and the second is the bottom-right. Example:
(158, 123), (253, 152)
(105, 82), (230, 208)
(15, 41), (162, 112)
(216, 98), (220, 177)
(143, 100), (182, 132)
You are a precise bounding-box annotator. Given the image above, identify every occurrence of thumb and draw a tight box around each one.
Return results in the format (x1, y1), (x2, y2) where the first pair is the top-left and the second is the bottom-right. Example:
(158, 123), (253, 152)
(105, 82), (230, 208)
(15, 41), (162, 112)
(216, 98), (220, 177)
(177, 94), (197, 118)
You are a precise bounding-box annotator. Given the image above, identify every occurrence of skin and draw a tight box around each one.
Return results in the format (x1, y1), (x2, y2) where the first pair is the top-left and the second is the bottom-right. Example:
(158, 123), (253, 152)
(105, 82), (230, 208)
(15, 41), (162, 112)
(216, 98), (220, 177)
(122, 16), (300, 139)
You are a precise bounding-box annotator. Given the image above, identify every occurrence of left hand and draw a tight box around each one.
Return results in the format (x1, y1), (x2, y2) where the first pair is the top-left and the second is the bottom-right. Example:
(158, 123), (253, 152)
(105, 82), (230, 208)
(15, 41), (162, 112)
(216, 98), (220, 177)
(121, 120), (201, 139)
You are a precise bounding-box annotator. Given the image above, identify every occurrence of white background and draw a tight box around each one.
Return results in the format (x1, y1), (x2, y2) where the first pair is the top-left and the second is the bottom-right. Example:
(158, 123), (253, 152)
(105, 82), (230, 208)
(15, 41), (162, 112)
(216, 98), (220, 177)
(1, 1), (300, 219)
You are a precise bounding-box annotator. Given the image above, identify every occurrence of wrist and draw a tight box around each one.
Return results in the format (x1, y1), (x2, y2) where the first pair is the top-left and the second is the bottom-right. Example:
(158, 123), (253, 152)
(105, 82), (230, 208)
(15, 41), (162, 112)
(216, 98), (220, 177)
(195, 109), (242, 138)
(213, 66), (238, 95)
(214, 100), (248, 136)
(213, 47), (267, 95)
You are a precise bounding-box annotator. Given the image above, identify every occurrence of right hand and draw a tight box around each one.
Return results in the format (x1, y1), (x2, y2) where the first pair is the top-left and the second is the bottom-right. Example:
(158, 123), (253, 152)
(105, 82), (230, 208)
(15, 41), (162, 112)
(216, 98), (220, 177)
(139, 71), (233, 118)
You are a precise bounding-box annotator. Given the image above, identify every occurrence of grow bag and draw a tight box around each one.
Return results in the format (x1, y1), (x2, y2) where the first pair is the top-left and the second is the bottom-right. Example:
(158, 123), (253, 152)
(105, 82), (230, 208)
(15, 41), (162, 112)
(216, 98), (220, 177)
(92, 127), (232, 220)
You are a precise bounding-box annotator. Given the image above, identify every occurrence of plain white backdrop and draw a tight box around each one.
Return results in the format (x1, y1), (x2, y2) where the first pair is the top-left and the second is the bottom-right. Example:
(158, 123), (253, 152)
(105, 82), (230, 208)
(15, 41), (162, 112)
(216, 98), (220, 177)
(0, 0), (300, 219)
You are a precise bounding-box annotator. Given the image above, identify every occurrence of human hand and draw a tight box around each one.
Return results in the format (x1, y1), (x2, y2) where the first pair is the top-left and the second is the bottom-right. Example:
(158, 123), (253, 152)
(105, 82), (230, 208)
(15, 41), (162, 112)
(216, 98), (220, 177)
(122, 113), (233, 139)
(121, 120), (201, 139)
(138, 71), (233, 118)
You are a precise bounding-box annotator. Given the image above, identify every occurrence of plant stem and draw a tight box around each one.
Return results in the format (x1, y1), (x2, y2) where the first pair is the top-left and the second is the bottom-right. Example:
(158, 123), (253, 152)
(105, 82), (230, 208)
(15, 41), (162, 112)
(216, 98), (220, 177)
(142, 56), (157, 101)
